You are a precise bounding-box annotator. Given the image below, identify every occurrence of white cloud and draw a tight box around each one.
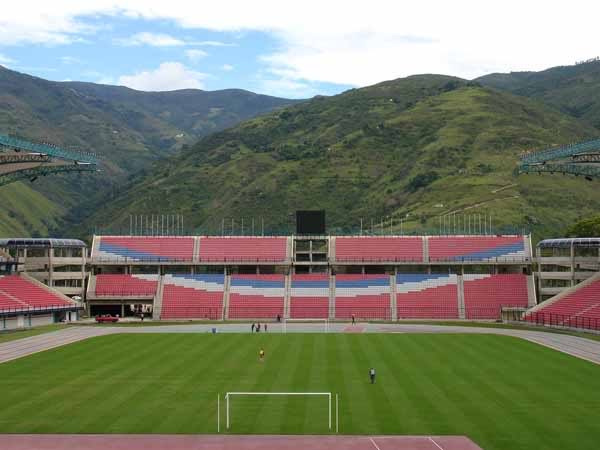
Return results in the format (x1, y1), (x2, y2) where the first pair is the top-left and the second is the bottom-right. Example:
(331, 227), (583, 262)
(185, 49), (208, 63)
(0, 53), (15, 65)
(2, 1), (600, 86)
(192, 40), (236, 47)
(60, 56), (81, 64)
(258, 77), (318, 99)
(116, 32), (186, 47)
(117, 62), (207, 91)
(97, 76), (115, 85)
(221, 64), (234, 71)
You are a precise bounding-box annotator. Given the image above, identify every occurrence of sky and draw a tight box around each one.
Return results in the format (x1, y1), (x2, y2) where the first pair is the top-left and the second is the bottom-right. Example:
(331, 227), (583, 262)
(0, 1), (599, 99)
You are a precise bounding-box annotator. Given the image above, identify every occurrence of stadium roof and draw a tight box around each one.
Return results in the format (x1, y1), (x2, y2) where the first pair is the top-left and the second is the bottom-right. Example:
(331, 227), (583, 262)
(538, 238), (600, 248)
(0, 238), (87, 248)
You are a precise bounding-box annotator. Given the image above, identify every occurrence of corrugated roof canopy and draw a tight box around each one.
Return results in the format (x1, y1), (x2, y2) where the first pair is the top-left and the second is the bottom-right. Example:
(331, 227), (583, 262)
(538, 238), (600, 248)
(0, 238), (86, 248)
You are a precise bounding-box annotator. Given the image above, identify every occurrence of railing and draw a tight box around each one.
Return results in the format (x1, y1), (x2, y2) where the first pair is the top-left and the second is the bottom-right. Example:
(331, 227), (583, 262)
(333, 256), (530, 263)
(0, 304), (81, 317)
(334, 307), (393, 321)
(0, 134), (98, 164)
(161, 307), (222, 321)
(428, 256), (530, 263)
(520, 311), (600, 332)
(333, 256), (424, 263)
(519, 138), (600, 164)
(91, 256), (288, 263)
(94, 289), (156, 297)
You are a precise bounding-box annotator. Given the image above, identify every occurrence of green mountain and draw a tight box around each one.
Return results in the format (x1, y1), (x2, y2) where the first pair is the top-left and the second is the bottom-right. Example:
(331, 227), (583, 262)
(76, 75), (600, 239)
(0, 66), (296, 236)
(477, 60), (600, 129)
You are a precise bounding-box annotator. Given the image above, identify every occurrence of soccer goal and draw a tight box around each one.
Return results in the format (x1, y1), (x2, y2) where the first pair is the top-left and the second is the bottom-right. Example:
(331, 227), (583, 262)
(282, 318), (329, 333)
(223, 391), (336, 431)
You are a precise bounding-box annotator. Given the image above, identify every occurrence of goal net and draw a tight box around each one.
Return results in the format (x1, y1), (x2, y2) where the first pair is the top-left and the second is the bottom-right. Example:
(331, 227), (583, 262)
(282, 318), (329, 333)
(223, 392), (333, 433)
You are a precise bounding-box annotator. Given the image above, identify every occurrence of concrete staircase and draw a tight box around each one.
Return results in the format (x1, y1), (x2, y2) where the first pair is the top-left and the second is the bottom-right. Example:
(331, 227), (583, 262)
(152, 275), (165, 320)
(222, 274), (231, 320)
(457, 275), (466, 319)
(390, 274), (397, 320)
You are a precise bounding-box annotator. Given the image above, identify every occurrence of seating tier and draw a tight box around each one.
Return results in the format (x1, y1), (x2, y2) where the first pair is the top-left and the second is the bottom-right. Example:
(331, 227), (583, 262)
(463, 274), (528, 319)
(525, 279), (600, 329)
(335, 237), (423, 262)
(335, 274), (390, 320)
(290, 274), (329, 319)
(97, 237), (194, 261)
(199, 237), (287, 262)
(228, 274), (285, 319)
(95, 274), (158, 297)
(396, 274), (459, 319)
(0, 275), (72, 311)
(161, 274), (225, 320)
(429, 236), (525, 261)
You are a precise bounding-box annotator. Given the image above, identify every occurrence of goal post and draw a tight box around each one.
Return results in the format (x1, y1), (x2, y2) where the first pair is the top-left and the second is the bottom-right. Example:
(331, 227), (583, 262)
(224, 391), (332, 430)
(282, 318), (329, 333)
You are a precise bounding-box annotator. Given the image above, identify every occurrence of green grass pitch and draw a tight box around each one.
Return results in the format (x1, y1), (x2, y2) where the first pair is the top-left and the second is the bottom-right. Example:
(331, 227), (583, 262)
(1, 333), (600, 450)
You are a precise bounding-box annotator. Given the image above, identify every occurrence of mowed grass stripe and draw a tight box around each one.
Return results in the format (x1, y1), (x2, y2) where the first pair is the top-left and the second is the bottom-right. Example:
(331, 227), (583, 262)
(231, 333), (295, 433)
(61, 334), (180, 433)
(1, 333), (600, 450)
(0, 335), (135, 431)
(118, 334), (225, 434)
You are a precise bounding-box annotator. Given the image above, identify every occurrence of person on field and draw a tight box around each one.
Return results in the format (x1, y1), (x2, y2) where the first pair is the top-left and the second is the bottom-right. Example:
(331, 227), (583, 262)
(251, 323), (255, 333)
(352, 314), (356, 325)
(264, 323), (268, 332)
(257, 323), (261, 332)
(369, 367), (376, 384)
(259, 348), (265, 362)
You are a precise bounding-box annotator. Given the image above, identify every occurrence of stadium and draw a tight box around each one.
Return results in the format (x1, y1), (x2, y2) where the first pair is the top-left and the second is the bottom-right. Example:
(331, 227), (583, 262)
(3, 40), (600, 450)
(3, 184), (600, 449)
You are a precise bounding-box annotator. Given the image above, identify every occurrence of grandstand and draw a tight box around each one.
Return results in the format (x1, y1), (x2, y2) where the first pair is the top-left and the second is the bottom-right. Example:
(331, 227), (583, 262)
(525, 273), (600, 329)
(0, 273), (80, 328)
(522, 237), (600, 330)
(0, 135), (98, 187)
(517, 137), (600, 179)
(84, 234), (534, 322)
(7, 231), (600, 334)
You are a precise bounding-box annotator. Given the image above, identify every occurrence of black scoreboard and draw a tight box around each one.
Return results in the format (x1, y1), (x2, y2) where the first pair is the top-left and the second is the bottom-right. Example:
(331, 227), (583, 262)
(296, 210), (326, 235)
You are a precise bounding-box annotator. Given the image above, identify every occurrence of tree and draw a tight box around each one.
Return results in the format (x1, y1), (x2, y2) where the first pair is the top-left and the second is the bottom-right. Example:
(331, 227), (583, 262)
(565, 215), (600, 237)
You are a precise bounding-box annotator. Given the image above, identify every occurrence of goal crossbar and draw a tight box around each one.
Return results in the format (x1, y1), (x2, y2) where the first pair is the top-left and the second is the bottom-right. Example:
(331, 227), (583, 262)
(224, 391), (332, 430)
(283, 318), (329, 333)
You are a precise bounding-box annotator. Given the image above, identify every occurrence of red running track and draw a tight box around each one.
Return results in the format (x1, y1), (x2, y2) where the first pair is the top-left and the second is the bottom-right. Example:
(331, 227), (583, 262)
(1, 434), (483, 450)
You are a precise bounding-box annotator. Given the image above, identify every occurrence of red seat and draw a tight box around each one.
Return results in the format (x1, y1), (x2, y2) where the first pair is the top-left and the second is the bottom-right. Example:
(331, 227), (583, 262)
(525, 279), (600, 329)
(335, 237), (422, 262)
(199, 237), (287, 262)
(463, 274), (528, 319)
(95, 274), (158, 297)
(0, 275), (72, 311)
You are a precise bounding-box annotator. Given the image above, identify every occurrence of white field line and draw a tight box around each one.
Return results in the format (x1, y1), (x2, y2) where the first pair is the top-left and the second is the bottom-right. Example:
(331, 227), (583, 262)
(428, 437), (445, 450)
(369, 437), (382, 450)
